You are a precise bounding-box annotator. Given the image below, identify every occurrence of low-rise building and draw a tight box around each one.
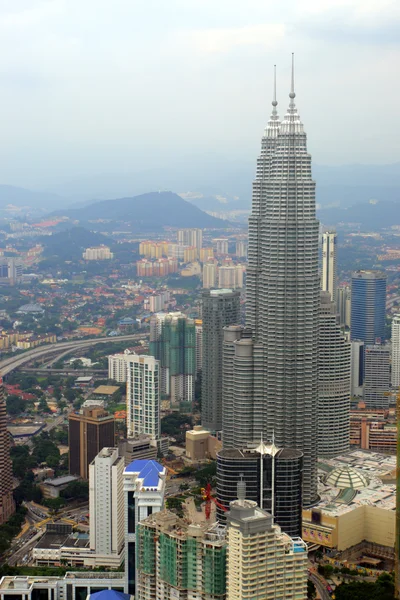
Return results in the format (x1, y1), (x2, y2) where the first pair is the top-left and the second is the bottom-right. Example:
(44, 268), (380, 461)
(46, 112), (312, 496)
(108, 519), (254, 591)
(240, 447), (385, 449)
(302, 450), (396, 553)
(185, 425), (222, 461)
(40, 475), (79, 499)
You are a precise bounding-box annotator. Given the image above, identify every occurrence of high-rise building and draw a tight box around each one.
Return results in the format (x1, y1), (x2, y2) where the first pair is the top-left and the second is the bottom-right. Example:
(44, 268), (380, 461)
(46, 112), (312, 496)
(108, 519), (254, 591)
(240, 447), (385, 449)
(392, 314), (400, 389)
(177, 228), (203, 256)
(318, 292), (351, 458)
(226, 494), (308, 600)
(213, 238), (229, 255)
(202, 289), (241, 432)
(218, 265), (244, 289)
(124, 459), (166, 597)
(351, 270), (387, 345)
(235, 240), (247, 258)
(0, 258), (23, 284)
(126, 354), (160, 441)
(202, 262), (217, 289)
(200, 247), (214, 262)
(0, 381), (15, 524)
(351, 340), (365, 397)
(195, 320), (203, 379)
(69, 406), (115, 480)
(108, 349), (135, 383)
(228, 59), (320, 504)
(136, 510), (226, 600)
(216, 445), (303, 538)
(149, 312), (196, 407)
(82, 246), (114, 260)
(321, 230), (337, 302)
(337, 285), (351, 329)
(363, 344), (391, 408)
(89, 448), (125, 567)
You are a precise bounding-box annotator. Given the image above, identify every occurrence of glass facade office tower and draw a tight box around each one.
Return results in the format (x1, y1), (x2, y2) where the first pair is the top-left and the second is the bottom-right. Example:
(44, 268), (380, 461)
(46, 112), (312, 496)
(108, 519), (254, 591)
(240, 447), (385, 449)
(201, 289), (241, 432)
(226, 60), (320, 504)
(216, 446), (303, 538)
(351, 270), (387, 345)
(392, 314), (400, 388)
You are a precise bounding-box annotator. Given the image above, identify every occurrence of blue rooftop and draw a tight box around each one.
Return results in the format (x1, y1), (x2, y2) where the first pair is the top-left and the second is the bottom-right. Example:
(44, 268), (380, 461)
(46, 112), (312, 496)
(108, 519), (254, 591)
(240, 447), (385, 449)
(125, 459), (164, 488)
(90, 591), (130, 600)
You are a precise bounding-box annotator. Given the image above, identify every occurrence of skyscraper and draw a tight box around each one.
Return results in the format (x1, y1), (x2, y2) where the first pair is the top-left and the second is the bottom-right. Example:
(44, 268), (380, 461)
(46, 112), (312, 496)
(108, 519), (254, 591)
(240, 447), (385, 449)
(351, 270), (387, 345)
(392, 314), (400, 389)
(149, 312), (196, 408)
(318, 292), (351, 458)
(363, 344), (391, 408)
(0, 381), (15, 525)
(89, 447), (125, 567)
(177, 228), (203, 256)
(124, 459), (166, 597)
(321, 230), (337, 302)
(337, 285), (351, 329)
(69, 406), (115, 479)
(201, 289), (241, 432)
(216, 444), (303, 537)
(202, 262), (217, 289)
(126, 354), (160, 441)
(228, 58), (320, 504)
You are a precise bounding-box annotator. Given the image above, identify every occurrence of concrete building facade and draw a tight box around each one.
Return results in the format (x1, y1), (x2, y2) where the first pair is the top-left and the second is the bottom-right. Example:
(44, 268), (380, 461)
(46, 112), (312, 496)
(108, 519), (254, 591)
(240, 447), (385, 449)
(201, 289), (241, 432)
(318, 292), (351, 457)
(226, 498), (307, 600)
(89, 448), (125, 567)
(0, 381), (15, 524)
(321, 230), (337, 302)
(126, 354), (160, 441)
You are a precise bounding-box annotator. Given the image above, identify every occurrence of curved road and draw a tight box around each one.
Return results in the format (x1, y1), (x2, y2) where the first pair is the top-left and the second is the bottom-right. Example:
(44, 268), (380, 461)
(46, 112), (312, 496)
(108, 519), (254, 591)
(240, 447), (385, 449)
(0, 333), (147, 376)
(309, 572), (331, 600)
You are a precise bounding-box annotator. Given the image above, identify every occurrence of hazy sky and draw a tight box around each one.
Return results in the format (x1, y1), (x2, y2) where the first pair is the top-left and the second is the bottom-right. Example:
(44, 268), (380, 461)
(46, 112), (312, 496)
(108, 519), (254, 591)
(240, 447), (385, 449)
(0, 0), (398, 187)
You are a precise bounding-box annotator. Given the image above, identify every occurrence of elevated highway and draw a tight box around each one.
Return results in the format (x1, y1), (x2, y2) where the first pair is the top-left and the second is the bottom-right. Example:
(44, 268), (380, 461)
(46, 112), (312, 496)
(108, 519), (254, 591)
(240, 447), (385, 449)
(0, 333), (146, 377)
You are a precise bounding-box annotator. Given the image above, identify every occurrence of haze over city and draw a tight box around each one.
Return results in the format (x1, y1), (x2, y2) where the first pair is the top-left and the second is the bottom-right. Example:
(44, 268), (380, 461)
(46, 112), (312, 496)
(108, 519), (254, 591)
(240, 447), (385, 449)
(0, 0), (398, 192)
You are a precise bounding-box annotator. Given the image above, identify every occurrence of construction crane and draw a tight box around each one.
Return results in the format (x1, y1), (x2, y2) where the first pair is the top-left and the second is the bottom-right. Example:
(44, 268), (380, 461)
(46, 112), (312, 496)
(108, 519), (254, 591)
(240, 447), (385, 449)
(201, 483), (227, 520)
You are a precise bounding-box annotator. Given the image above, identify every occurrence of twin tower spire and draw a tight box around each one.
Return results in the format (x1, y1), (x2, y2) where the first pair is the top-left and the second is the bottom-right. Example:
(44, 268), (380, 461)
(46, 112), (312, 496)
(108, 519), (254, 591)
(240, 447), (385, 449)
(266, 54), (302, 137)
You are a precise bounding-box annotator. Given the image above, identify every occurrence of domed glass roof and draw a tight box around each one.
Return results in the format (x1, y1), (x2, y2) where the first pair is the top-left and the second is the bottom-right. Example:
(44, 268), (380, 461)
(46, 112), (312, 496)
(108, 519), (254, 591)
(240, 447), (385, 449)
(325, 465), (369, 490)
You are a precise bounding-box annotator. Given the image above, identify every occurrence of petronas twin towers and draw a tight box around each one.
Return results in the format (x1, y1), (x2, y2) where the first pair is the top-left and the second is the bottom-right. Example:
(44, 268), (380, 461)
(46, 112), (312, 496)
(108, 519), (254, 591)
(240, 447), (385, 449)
(223, 57), (320, 505)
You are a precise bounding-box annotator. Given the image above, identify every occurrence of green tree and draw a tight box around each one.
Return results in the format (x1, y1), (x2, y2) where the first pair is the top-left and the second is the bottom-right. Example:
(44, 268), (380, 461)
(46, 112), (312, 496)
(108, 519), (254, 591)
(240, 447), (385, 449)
(307, 580), (316, 600)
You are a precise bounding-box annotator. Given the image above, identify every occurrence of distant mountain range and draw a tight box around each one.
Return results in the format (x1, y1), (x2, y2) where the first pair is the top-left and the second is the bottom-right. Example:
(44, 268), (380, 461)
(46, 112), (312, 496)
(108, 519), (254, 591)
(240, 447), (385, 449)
(0, 185), (65, 210)
(50, 191), (227, 230)
(318, 200), (400, 230)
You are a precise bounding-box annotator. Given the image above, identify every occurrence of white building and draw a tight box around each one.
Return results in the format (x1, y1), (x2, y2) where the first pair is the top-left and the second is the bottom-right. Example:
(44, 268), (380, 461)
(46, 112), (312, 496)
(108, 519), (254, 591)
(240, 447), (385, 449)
(392, 314), (400, 388)
(123, 459), (166, 597)
(126, 354), (160, 441)
(235, 240), (247, 258)
(226, 496), (308, 600)
(218, 265), (244, 289)
(351, 340), (364, 397)
(203, 262), (217, 289)
(213, 238), (229, 255)
(108, 351), (130, 383)
(83, 246), (114, 260)
(321, 230), (337, 302)
(337, 285), (351, 329)
(89, 448), (125, 567)
(0, 574), (127, 600)
(177, 228), (203, 255)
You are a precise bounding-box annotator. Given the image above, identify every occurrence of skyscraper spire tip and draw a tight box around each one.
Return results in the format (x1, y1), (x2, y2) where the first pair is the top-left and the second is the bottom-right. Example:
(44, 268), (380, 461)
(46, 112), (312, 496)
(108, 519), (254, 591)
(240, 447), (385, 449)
(289, 53), (295, 100)
(272, 65), (277, 107)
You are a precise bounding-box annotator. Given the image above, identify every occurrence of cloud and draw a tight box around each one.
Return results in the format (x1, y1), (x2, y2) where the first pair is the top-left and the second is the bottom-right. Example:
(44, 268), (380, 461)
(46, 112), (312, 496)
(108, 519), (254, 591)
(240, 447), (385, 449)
(181, 24), (286, 55)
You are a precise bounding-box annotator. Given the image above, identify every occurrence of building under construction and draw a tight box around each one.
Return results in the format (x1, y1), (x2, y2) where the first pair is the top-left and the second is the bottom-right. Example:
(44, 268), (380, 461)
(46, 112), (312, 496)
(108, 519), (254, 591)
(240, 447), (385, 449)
(136, 510), (226, 600)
